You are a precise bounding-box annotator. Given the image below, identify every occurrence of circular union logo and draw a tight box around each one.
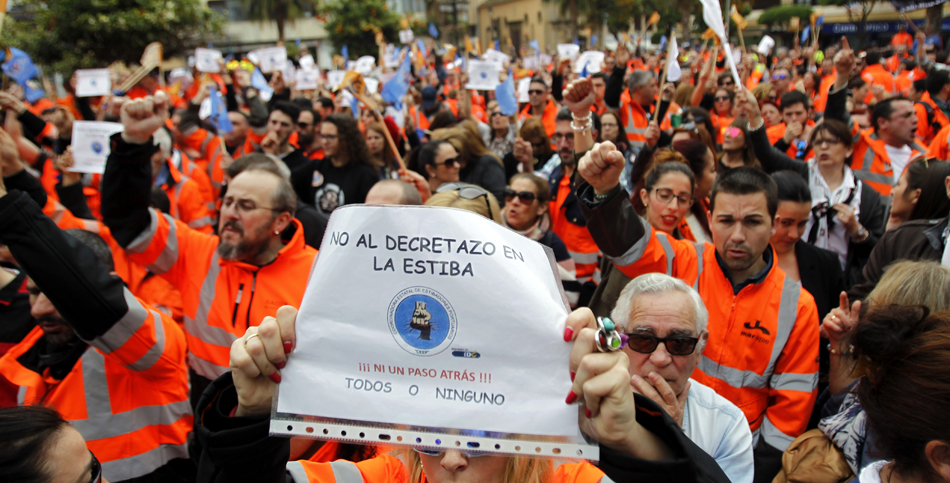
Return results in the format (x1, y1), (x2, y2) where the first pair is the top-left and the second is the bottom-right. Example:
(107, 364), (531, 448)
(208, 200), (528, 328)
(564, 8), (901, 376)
(91, 141), (103, 154)
(388, 286), (457, 356)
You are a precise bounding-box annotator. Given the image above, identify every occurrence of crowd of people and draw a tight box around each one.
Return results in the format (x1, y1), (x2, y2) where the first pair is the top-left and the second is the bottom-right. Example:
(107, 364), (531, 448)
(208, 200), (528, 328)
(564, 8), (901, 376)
(0, 20), (949, 483)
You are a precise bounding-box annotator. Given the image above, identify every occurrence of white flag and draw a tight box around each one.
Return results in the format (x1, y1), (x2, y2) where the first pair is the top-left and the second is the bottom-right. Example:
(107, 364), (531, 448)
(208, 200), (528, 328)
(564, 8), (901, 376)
(666, 37), (682, 82)
(698, 0), (742, 88)
(355, 56), (377, 75)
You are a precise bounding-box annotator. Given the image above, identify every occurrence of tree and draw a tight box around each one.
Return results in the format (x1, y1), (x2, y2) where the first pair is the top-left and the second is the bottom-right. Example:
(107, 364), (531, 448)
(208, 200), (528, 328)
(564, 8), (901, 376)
(818, 0), (879, 48)
(323, 0), (401, 59)
(241, 0), (316, 44)
(0, 0), (224, 74)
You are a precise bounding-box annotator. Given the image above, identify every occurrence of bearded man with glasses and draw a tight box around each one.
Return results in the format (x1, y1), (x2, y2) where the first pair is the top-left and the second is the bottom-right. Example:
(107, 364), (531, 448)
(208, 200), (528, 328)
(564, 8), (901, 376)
(609, 273), (753, 483)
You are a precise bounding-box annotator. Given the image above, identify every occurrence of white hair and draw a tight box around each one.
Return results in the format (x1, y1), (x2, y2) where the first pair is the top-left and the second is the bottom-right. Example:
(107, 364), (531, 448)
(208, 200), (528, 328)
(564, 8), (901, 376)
(610, 272), (708, 337)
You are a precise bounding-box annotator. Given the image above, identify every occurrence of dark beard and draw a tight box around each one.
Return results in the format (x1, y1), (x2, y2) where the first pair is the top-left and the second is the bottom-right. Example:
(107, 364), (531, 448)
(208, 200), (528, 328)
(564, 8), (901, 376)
(217, 225), (273, 262)
(36, 316), (79, 348)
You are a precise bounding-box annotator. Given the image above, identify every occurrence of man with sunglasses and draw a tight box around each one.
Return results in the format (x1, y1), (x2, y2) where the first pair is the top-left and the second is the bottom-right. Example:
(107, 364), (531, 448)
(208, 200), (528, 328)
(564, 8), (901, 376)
(518, 77), (558, 138)
(770, 68), (792, 97)
(572, 132), (819, 483)
(612, 273), (754, 483)
(294, 107), (325, 161)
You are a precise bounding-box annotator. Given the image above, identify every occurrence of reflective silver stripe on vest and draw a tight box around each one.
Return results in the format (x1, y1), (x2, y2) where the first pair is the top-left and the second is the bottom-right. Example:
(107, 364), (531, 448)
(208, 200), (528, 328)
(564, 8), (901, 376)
(188, 216), (213, 229)
(655, 232), (675, 276)
(698, 275), (800, 390)
(17, 385), (26, 405)
(72, 349), (193, 442)
(607, 216), (652, 267)
(127, 209), (160, 254)
(568, 250), (600, 265)
(330, 460), (365, 483)
(286, 461), (310, 482)
(769, 371), (817, 393)
(599, 476), (617, 483)
(99, 442), (189, 482)
(127, 309), (167, 372)
(692, 242), (705, 290)
(149, 213), (180, 274)
(853, 170), (893, 186)
(182, 251), (237, 379)
(759, 415), (796, 451)
(90, 288), (149, 354)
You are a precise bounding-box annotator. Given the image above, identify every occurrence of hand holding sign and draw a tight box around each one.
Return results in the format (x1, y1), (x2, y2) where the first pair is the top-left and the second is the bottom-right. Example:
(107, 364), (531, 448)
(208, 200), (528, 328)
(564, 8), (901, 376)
(232, 306), (297, 417)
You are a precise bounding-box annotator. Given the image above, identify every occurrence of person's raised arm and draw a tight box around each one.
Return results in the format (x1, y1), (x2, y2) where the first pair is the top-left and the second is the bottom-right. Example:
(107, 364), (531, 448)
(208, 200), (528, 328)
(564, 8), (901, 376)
(0, 127), (46, 208)
(734, 88), (809, 178)
(563, 78), (597, 154)
(605, 45), (628, 109)
(826, 37), (854, 126)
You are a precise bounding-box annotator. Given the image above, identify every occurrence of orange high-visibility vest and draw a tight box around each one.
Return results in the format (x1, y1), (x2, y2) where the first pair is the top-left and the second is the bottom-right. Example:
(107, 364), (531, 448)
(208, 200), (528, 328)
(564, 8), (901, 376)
(928, 124), (950, 161)
(0, 303), (192, 481)
(617, 99), (650, 155)
(159, 157), (214, 233)
(518, 99), (559, 138)
(550, 174), (600, 282)
(851, 130), (927, 196)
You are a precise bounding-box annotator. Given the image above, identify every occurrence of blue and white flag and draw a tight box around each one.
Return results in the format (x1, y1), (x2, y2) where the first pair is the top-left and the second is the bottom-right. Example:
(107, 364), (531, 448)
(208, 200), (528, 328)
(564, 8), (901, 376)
(251, 67), (275, 102)
(801, 25), (811, 45)
(1, 48), (44, 102)
(381, 50), (412, 110)
(341, 45), (349, 60)
(495, 69), (518, 116)
(429, 23), (439, 39)
(209, 85), (233, 134)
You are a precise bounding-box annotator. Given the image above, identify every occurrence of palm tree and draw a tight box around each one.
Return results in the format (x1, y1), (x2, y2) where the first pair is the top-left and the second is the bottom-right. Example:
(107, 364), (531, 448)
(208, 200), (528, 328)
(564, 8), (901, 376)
(241, 0), (317, 44)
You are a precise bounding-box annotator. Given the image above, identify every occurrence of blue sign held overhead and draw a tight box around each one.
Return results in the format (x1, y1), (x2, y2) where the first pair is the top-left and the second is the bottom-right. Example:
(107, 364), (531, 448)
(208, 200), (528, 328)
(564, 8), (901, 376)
(341, 45), (349, 60)
(495, 69), (518, 117)
(429, 23), (439, 39)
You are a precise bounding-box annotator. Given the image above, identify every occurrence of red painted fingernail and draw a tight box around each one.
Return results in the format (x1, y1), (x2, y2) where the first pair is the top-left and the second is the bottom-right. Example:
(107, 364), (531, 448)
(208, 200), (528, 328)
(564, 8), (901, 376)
(585, 408), (592, 418)
(283, 342), (293, 354)
(268, 372), (282, 384)
(275, 361), (286, 370)
(565, 390), (578, 405)
(563, 327), (574, 342)
(570, 371), (576, 382)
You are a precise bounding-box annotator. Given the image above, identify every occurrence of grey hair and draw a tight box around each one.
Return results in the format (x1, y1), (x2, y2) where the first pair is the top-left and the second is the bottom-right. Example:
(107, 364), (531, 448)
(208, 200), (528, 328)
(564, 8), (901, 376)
(628, 70), (654, 92)
(610, 272), (708, 337)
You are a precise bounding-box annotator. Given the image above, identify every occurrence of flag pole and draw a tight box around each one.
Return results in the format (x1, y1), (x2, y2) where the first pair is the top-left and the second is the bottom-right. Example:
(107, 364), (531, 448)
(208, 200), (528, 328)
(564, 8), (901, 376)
(655, 34), (675, 119)
(737, 27), (746, 51)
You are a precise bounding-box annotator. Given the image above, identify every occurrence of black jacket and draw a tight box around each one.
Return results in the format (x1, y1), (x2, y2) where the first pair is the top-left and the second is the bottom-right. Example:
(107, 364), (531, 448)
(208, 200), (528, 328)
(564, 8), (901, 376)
(193, 372), (731, 483)
(795, 240), (844, 321)
(849, 217), (948, 301)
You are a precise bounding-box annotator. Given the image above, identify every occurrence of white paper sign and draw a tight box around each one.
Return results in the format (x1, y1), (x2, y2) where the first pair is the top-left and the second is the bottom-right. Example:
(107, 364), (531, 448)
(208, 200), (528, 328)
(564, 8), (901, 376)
(517, 77), (531, 103)
(384, 44), (400, 68)
(326, 70), (346, 90)
(195, 48), (223, 73)
(299, 54), (315, 69)
(254, 46), (288, 73)
(523, 56), (540, 71)
(69, 121), (124, 174)
(757, 35), (775, 55)
(282, 63), (296, 86)
(75, 69), (112, 97)
(465, 60), (501, 91)
(198, 98), (212, 120)
(364, 77), (380, 94)
(481, 48), (510, 68)
(399, 29), (415, 44)
(574, 51), (605, 73)
(273, 206), (595, 459)
(295, 67), (320, 90)
(355, 55), (376, 75)
(557, 44), (580, 62)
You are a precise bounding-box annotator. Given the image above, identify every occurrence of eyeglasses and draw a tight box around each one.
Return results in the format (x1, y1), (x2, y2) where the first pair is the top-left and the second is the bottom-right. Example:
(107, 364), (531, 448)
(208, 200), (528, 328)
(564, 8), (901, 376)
(724, 127), (742, 138)
(601, 122), (618, 128)
(297, 122), (311, 129)
(318, 134), (338, 141)
(433, 157), (459, 168)
(772, 74), (788, 81)
(529, 140), (546, 150)
(812, 137), (841, 148)
(437, 183), (494, 221)
(714, 96), (731, 102)
(504, 189), (537, 204)
(490, 111), (504, 118)
(650, 188), (694, 207)
(528, 89), (545, 95)
(414, 447), (491, 458)
(222, 197), (277, 214)
(89, 450), (103, 483)
(719, 79), (735, 86)
(551, 133), (575, 143)
(625, 333), (700, 356)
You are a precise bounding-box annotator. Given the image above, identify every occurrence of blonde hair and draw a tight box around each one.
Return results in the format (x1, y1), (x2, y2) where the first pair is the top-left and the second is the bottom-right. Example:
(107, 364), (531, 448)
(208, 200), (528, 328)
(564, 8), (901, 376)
(425, 188), (503, 224)
(867, 261), (950, 311)
(406, 450), (553, 483)
(433, 120), (503, 166)
(751, 83), (773, 103)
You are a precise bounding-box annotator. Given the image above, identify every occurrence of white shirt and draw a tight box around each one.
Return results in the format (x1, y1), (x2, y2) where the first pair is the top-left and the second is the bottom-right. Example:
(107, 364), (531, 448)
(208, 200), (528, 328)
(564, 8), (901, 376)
(682, 379), (755, 483)
(858, 460), (889, 483)
(806, 163), (862, 269)
(884, 143), (913, 184)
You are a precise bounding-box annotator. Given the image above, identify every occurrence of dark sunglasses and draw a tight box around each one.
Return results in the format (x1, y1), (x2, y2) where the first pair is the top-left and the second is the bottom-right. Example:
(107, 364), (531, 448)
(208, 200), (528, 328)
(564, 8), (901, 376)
(434, 157), (459, 168)
(296, 122), (311, 129)
(528, 89), (545, 95)
(771, 74), (788, 81)
(89, 450), (103, 483)
(437, 183), (494, 221)
(625, 333), (700, 356)
(714, 96), (731, 102)
(504, 189), (537, 204)
(414, 447), (490, 458)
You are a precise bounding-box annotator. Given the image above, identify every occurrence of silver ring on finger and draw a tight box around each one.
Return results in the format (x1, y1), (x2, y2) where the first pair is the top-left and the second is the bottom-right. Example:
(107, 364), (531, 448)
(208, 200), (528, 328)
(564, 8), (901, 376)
(244, 333), (261, 347)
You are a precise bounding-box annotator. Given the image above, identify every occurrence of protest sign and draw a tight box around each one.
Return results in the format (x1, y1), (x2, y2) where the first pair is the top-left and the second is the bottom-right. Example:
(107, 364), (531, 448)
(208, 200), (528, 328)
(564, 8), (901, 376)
(355, 55), (376, 75)
(384, 44), (401, 68)
(273, 206), (595, 460)
(74, 69), (111, 97)
(69, 121), (124, 174)
(522, 56), (540, 71)
(327, 70), (346, 90)
(253, 46), (288, 73)
(557, 44), (580, 62)
(464, 60), (501, 91)
(399, 29), (415, 44)
(364, 77), (380, 94)
(481, 48), (510, 67)
(573, 51), (605, 73)
(517, 77), (531, 102)
(299, 54), (315, 69)
(757, 35), (775, 55)
(296, 67), (320, 90)
(195, 47), (222, 73)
